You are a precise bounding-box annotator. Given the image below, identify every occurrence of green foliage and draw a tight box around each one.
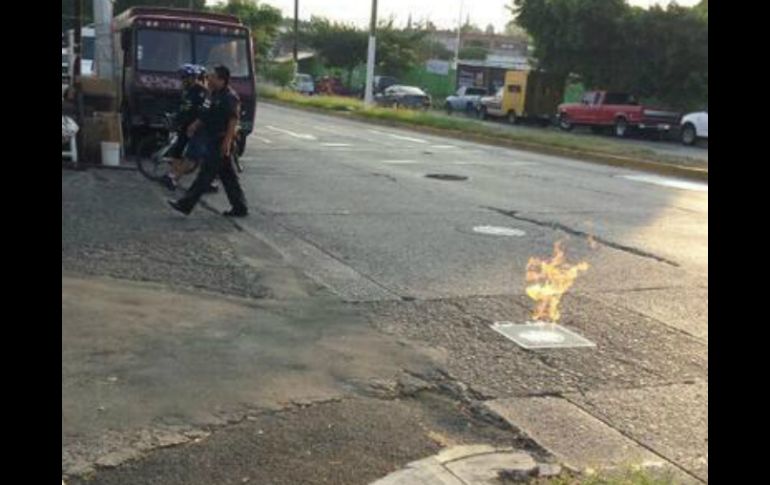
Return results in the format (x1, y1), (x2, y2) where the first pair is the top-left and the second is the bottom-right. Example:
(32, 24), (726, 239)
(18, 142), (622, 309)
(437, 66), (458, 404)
(510, 0), (708, 110)
(208, 0), (282, 66)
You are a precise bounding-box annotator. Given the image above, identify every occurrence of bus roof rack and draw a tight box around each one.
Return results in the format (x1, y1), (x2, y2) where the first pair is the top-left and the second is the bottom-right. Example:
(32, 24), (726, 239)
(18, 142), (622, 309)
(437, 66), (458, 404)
(114, 7), (243, 26)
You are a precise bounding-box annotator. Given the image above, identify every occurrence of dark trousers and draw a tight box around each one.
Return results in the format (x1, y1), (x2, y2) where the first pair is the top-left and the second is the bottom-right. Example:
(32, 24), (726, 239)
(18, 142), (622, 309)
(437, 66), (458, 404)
(177, 139), (247, 213)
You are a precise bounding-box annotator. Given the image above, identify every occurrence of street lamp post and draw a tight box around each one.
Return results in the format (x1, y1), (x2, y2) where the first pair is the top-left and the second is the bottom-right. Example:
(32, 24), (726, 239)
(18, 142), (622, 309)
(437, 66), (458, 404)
(293, 0), (299, 64)
(363, 0), (378, 106)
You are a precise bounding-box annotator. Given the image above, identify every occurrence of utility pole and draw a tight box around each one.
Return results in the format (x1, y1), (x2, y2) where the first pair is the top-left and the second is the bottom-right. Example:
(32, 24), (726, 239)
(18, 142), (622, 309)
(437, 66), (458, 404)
(73, 0), (84, 168)
(293, 0), (299, 64)
(363, 0), (378, 106)
(93, 0), (114, 80)
(451, 0), (463, 93)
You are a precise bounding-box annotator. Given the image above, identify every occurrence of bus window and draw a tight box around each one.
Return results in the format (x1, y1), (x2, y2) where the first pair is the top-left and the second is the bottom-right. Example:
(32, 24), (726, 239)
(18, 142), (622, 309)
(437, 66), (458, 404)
(136, 30), (192, 72)
(195, 34), (250, 77)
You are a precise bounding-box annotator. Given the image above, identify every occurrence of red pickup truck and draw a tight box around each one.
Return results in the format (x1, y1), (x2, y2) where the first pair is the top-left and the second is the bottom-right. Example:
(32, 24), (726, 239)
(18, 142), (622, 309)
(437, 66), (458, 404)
(557, 91), (681, 138)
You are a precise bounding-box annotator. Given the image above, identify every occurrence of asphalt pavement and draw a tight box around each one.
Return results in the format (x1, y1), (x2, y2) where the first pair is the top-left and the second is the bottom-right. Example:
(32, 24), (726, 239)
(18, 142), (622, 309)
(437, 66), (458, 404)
(63, 102), (707, 484)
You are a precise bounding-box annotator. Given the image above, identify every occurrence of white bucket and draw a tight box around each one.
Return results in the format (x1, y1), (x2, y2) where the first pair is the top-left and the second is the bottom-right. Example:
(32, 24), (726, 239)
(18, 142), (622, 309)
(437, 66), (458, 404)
(101, 141), (121, 167)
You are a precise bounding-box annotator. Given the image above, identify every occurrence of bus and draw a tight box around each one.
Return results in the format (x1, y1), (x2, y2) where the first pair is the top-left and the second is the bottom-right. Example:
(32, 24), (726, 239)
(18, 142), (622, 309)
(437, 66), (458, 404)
(112, 7), (257, 155)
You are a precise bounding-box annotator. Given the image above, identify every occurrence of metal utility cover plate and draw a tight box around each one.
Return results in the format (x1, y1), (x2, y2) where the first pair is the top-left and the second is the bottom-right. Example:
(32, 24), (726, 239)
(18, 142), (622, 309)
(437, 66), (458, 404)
(491, 321), (596, 349)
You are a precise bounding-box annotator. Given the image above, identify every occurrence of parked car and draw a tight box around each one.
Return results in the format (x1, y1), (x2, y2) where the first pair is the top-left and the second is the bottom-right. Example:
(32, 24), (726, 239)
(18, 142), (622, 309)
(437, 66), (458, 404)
(374, 75), (399, 94)
(680, 110), (708, 146)
(316, 76), (350, 96)
(557, 91), (681, 138)
(290, 73), (315, 95)
(375, 85), (432, 110)
(444, 86), (487, 115)
(477, 70), (564, 125)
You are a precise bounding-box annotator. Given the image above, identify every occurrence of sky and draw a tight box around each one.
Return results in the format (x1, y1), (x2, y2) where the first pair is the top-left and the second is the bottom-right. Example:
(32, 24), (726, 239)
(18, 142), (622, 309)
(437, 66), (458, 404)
(207, 0), (700, 33)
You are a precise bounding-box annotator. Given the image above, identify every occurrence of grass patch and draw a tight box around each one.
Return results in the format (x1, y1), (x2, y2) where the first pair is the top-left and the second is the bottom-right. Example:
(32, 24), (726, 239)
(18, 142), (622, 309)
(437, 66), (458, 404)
(257, 85), (706, 173)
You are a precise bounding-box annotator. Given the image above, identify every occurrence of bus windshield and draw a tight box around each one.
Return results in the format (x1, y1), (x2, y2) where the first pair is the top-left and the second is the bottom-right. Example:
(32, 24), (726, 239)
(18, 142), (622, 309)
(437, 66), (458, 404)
(195, 34), (250, 77)
(136, 29), (192, 72)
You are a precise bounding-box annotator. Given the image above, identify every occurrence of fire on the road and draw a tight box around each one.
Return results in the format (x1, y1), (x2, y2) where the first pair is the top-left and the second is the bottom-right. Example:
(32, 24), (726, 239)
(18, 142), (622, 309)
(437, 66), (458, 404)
(525, 241), (589, 323)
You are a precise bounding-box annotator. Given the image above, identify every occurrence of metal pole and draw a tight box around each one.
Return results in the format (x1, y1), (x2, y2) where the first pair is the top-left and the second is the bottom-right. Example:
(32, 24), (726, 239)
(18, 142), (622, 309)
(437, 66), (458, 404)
(93, 0), (114, 80)
(74, 0), (84, 168)
(451, 0), (463, 92)
(293, 0), (299, 63)
(363, 0), (378, 106)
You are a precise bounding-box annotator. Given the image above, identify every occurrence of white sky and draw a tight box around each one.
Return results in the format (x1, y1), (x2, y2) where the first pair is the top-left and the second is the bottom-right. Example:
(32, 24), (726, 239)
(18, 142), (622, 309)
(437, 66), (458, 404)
(207, 0), (699, 32)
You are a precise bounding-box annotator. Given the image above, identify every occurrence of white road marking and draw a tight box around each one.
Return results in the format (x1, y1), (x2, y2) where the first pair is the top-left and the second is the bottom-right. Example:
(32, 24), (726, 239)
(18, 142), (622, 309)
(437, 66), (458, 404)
(381, 160), (418, 164)
(321, 143), (352, 147)
(255, 136), (272, 144)
(472, 226), (527, 237)
(430, 145), (457, 149)
(389, 134), (428, 144)
(618, 174), (708, 192)
(368, 129), (428, 144)
(265, 125), (318, 140)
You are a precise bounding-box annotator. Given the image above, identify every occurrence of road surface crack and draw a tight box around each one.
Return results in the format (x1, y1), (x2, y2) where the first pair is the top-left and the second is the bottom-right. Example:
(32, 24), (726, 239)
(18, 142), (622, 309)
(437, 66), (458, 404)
(485, 207), (680, 267)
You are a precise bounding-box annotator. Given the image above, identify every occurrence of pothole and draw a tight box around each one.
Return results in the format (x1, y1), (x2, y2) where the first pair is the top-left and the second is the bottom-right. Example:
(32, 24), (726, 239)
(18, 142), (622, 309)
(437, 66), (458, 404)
(425, 174), (468, 181)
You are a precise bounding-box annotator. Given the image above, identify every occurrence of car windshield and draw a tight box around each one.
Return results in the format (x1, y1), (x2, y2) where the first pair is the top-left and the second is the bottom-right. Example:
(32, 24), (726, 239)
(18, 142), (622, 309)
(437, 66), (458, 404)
(136, 29), (192, 72)
(466, 88), (486, 95)
(82, 36), (95, 60)
(195, 34), (250, 77)
(296, 75), (312, 83)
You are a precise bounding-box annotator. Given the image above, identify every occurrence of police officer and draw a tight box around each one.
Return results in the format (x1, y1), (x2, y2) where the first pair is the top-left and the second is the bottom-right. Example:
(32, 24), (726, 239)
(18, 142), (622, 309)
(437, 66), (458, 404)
(168, 65), (248, 217)
(162, 64), (211, 191)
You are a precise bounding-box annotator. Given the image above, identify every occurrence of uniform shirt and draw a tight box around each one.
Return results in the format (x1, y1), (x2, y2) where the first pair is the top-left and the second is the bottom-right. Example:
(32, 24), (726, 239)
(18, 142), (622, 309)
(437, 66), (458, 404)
(203, 85), (240, 138)
(177, 83), (210, 129)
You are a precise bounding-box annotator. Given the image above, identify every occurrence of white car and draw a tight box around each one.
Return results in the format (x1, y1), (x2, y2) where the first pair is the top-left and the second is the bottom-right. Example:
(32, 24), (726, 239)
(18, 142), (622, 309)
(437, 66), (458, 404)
(291, 73), (315, 95)
(680, 110), (708, 145)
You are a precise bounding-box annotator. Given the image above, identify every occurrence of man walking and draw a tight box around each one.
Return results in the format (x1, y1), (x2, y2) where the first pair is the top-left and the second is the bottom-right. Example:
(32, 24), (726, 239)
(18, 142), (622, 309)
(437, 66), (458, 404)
(168, 65), (248, 217)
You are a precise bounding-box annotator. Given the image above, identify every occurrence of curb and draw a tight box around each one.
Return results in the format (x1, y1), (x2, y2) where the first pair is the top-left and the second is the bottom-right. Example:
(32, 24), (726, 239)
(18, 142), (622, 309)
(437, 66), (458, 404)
(260, 99), (708, 183)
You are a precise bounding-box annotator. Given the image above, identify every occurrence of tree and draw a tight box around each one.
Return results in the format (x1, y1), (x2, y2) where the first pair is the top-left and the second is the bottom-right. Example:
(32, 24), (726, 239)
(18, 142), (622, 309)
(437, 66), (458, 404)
(485, 24), (495, 35)
(510, 0), (707, 110)
(459, 46), (488, 60)
(375, 20), (426, 77)
(209, 0), (283, 66)
(416, 40), (454, 62)
(302, 17), (368, 85)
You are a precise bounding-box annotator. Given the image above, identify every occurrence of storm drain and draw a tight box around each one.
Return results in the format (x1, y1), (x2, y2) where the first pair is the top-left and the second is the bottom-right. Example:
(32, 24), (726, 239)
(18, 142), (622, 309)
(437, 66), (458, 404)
(425, 173), (468, 181)
(490, 321), (596, 349)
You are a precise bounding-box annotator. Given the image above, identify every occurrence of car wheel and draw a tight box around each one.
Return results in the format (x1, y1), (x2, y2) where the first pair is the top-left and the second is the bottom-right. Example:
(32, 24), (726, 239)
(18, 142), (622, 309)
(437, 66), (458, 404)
(465, 102), (475, 115)
(478, 107), (488, 120)
(590, 126), (605, 135)
(681, 123), (697, 146)
(558, 113), (573, 131)
(614, 118), (629, 138)
(445, 103), (453, 115)
(507, 111), (517, 125)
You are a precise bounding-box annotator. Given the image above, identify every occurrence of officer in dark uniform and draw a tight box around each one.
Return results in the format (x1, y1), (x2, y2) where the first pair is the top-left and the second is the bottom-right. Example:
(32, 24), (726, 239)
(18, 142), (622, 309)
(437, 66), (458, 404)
(162, 64), (214, 191)
(168, 65), (248, 217)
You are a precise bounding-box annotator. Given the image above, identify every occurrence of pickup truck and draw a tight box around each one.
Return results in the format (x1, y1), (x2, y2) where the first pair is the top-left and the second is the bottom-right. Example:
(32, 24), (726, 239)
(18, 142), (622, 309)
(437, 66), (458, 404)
(444, 86), (487, 115)
(557, 91), (681, 138)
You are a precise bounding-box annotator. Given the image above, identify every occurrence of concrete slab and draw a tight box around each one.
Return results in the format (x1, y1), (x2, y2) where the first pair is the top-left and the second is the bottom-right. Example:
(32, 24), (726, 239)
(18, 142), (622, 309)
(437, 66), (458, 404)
(565, 381), (708, 482)
(484, 396), (663, 471)
(445, 451), (538, 484)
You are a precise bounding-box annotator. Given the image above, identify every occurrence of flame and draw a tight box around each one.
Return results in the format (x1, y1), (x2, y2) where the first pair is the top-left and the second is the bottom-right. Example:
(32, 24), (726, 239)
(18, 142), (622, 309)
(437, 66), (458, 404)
(525, 241), (589, 323)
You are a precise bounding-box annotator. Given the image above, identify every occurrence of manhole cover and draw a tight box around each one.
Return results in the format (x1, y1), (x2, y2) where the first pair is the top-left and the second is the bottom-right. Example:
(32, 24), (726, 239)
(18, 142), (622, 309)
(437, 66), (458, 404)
(472, 226), (526, 237)
(425, 173), (468, 181)
(490, 321), (596, 349)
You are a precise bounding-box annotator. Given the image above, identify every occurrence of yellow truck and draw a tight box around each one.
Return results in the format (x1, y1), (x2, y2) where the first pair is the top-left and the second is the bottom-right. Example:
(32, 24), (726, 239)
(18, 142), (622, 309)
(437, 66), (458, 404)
(477, 70), (565, 126)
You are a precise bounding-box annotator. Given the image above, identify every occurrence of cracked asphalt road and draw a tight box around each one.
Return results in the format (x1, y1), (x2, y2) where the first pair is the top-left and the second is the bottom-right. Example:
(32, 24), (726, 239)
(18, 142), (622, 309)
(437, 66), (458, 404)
(62, 103), (707, 483)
